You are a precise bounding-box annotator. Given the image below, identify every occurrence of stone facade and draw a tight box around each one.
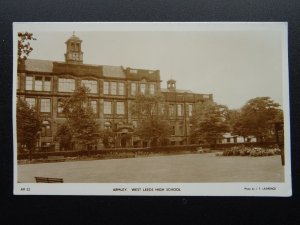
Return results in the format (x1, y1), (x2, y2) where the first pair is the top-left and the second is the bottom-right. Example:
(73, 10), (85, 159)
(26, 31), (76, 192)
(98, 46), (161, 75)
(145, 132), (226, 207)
(16, 34), (213, 151)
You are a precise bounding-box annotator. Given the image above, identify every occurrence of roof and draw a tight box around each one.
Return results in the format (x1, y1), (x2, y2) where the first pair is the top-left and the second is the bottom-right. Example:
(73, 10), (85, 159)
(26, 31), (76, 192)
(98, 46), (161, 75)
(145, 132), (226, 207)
(66, 34), (81, 42)
(161, 88), (193, 94)
(25, 59), (54, 73)
(102, 65), (126, 78)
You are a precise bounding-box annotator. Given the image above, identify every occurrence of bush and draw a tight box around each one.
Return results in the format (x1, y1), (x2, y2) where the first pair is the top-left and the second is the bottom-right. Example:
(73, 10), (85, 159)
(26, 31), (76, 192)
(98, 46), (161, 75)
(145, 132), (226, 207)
(222, 146), (282, 157)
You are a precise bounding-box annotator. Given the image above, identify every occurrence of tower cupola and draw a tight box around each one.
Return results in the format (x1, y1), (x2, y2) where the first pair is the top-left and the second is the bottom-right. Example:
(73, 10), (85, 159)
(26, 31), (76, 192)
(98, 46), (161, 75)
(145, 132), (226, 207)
(65, 32), (83, 64)
(167, 79), (176, 91)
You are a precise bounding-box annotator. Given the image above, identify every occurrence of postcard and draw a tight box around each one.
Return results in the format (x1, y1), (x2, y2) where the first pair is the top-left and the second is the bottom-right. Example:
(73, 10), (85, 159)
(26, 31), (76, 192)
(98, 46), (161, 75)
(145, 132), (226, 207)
(13, 22), (291, 196)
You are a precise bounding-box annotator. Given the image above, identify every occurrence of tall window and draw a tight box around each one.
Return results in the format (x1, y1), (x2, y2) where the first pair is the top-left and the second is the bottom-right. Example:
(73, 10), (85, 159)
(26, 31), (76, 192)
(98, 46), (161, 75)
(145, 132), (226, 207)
(34, 76), (43, 91)
(178, 125), (183, 135)
(188, 104), (193, 116)
(57, 99), (64, 113)
(177, 104), (183, 116)
(44, 77), (51, 91)
(25, 98), (36, 109)
(171, 125), (175, 135)
(118, 83), (125, 95)
(104, 101), (112, 114)
(58, 78), (75, 92)
(149, 84), (155, 95)
(103, 81), (109, 94)
(169, 104), (175, 116)
(82, 80), (97, 93)
(40, 99), (51, 113)
(110, 82), (117, 95)
(116, 102), (125, 115)
(25, 76), (33, 90)
(90, 100), (97, 113)
(140, 83), (146, 94)
(131, 83), (137, 95)
(17, 75), (20, 90)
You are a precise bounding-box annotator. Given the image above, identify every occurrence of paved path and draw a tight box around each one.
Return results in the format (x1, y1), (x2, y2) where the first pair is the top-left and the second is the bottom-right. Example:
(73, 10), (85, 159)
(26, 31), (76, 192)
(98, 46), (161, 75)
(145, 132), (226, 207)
(18, 153), (284, 183)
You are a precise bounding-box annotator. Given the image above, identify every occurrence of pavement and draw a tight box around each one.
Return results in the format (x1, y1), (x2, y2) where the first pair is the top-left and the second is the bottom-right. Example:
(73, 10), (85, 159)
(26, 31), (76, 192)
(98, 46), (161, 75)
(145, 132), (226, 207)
(17, 153), (284, 183)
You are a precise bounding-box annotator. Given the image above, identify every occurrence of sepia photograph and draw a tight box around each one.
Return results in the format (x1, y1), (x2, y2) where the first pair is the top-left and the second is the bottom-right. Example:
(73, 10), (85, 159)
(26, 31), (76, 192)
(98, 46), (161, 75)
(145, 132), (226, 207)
(13, 22), (291, 196)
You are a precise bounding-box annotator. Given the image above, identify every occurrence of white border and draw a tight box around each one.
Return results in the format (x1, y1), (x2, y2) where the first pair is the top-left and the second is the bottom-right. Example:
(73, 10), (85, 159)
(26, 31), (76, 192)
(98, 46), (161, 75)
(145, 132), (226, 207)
(13, 22), (292, 196)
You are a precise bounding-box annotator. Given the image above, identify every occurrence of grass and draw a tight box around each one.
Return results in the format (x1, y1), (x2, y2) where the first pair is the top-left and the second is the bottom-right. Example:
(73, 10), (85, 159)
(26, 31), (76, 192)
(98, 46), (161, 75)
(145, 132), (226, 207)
(17, 153), (284, 183)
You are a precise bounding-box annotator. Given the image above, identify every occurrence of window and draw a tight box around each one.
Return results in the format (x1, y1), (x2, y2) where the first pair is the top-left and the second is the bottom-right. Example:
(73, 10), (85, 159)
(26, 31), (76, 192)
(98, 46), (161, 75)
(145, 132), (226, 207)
(171, 125), (175, 135)
(41, 120), (51, 137)
(110, 82), (117, 95)
(40, 99), (51, 113)
(178, 125), (183, 135)
(169, 104), (175, 116)
(58, 78), (75, 92)
(82, 80), (97, 93)
(188, 104), (193, 116)
(17, 75), (20, 90)
(104, 101), (112, 114)
(118, 83), (125, 95)
(90, 100), (97, 113)
(131, 83), (137, 95)
(132, 121), (138, 128)
(57, 99), (64, 113)
(26, 76), (52, 91)
(104, 81), (109, 94)
(177, 104), (183, 116)
(44, 77), (51, 91)
(116, 102), (125, 115)
(140, 83), (146, 94)
(25, 98), (36, 109)
(34, 76), (43, 91)
(149, 84), (155, 95)
(25, 76), (33, 90)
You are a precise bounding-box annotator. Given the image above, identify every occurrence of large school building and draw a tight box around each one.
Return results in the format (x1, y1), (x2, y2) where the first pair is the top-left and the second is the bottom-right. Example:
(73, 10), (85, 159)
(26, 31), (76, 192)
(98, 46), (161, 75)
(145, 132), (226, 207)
(17, 34), (213, 151)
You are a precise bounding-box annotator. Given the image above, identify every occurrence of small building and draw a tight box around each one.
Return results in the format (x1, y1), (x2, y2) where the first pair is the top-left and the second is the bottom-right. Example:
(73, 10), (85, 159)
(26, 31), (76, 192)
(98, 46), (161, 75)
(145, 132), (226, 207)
(217, 133), (257, 144)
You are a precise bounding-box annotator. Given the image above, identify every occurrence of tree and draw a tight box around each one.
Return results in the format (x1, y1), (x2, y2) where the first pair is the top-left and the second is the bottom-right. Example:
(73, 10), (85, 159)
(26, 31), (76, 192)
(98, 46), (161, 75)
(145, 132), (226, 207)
(59, 86), (99, 151)
(17, 98), (41, 158)
(18, 32), (36, 61)
(131, 94), (171, 147)
(190, 101), (230, 145)
(236, 97), (283, 142)
(56, 123), (73, 151)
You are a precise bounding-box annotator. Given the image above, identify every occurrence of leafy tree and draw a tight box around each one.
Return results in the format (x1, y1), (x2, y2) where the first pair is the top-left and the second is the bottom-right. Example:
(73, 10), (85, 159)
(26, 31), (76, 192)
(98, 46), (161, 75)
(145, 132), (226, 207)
(236, 97), (283, 142)
(190, 101), (230, 145)
(131, 94), (171, 147)
(59, 86), (99, 151)
(17, 98), (41, 158)
(18, 32), (36, 61)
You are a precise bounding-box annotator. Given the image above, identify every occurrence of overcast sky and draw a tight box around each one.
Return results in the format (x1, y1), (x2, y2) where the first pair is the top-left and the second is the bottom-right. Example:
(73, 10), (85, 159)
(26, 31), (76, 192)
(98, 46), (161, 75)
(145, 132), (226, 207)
(22, 23), (286, 109)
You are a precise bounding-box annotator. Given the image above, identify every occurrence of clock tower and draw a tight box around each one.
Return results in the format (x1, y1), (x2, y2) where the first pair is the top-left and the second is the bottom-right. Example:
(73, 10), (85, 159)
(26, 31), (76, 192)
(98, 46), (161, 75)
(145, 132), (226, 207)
(65, 32), (83, 64)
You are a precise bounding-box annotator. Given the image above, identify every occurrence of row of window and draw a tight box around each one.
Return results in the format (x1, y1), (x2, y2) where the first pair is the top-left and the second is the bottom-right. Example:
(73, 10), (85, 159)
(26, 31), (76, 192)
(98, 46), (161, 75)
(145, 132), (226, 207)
(26, 98), (126, 115)
(23, 76), (156, 95)
(26, 97), (193, 117)
(168, 104), (193, 117)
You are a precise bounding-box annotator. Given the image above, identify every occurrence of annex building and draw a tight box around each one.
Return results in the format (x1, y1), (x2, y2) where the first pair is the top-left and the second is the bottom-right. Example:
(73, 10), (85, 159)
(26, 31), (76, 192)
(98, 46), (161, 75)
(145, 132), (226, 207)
(17, 34), (213, 151)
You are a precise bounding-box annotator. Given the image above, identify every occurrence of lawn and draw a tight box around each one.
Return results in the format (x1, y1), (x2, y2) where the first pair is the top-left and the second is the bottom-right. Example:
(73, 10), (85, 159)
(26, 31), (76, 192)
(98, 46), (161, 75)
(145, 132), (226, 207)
(17, 153), (284, 183)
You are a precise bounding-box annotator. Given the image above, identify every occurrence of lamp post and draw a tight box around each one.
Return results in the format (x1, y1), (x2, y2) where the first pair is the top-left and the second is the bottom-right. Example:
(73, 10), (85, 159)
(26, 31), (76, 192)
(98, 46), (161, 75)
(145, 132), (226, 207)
(274, 122), (284, 166)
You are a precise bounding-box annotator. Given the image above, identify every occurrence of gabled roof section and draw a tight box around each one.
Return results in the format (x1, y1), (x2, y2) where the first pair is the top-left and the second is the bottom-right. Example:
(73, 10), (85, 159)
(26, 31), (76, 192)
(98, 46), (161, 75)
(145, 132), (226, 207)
(25, 59), (54, 73)
(102, 65), (126, 78)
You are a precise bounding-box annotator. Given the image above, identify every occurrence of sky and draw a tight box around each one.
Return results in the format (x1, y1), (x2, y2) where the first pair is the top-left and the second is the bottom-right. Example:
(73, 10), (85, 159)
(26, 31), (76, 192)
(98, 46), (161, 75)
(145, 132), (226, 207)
(21, 23), (286, 109)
